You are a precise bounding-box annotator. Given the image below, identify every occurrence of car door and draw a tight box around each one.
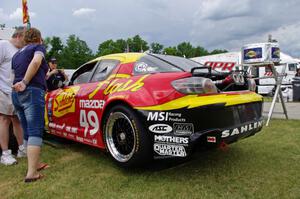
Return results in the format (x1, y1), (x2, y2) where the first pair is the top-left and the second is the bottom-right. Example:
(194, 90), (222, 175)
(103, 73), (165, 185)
(73, 59), (120, 148)
(46, 61), (99, 141)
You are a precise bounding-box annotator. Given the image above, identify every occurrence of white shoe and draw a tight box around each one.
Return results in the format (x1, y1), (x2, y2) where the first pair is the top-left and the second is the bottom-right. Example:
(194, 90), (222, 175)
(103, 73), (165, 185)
(1, 150), (17, 165)
(17, 145), (27, 158)
(17, 148), (27, 158)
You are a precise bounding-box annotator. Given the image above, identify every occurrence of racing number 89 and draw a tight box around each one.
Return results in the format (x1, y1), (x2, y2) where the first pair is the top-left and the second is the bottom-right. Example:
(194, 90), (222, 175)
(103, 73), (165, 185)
(80, 110), (99, 137)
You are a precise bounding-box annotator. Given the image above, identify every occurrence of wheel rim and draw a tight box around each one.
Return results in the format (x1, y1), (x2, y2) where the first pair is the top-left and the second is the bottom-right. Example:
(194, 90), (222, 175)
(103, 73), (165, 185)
(105, 112), (136, 162)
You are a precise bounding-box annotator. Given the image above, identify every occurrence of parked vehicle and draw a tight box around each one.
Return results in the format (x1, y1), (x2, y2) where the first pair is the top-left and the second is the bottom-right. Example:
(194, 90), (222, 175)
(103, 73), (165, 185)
(45, 53), (263, 167)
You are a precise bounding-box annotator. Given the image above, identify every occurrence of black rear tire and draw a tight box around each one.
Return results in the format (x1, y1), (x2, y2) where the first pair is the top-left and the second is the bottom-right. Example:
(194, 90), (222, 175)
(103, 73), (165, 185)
(103, 105), (152, 167)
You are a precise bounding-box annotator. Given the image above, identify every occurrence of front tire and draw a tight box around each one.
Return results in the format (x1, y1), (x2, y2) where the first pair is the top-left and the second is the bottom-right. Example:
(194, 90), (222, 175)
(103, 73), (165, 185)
(103, 105), (152, 167)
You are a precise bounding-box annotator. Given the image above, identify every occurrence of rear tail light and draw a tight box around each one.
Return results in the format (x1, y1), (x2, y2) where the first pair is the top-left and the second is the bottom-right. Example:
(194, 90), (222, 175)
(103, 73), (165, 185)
(247, 79), (256, 91)
(171, 77), (218, 94)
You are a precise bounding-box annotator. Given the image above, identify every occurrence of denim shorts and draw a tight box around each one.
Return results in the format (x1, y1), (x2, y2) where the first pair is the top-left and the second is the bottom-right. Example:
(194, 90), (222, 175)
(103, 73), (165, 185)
(12, 86), (45, 146)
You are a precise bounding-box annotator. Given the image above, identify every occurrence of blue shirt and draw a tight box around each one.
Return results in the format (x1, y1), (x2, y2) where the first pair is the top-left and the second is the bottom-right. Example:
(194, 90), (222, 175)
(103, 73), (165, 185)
(12, 44), (48, 90)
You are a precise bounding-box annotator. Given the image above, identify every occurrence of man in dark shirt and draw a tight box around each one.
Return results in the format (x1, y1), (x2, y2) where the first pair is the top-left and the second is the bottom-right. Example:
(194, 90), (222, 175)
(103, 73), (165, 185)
(46, 57), (68, 90)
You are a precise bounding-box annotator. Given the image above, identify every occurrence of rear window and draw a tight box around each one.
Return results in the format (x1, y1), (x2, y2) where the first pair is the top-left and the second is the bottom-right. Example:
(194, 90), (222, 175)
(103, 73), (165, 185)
(153, 54), (202, 71)
(133, 54), (182, 75)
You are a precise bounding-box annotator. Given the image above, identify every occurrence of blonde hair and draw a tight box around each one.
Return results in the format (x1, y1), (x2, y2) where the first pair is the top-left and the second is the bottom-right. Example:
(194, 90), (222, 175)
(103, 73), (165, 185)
(24, 27), (42, 45)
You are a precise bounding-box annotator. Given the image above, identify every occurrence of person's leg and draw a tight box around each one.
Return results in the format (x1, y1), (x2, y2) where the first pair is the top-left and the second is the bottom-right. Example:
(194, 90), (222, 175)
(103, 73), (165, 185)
(0, 90), (14, 151)
(0, 114), (11, 151)
(0, 114), (17, 165)
(11, 116), (26, 157)
(11, 116), (24, 146)
(23, 87), (45, 179)
(12, 91), (28, 158)
(26, 144), (41, 179)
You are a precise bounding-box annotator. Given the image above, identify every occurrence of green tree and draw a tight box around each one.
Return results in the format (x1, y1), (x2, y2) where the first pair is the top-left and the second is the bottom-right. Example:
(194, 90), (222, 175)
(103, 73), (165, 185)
(127, 35), (149, 52)
(43, 37), (51, 52)
(60, 35), (94, 69)
(150, 42), (164, 54)
(97, 39), (115, 56)
(194, 46), (209, 57)
(97, 39), (127, 56)
(209, 49), (228, 55)
(176, 42), (195, 58)
(163, 46), (178, 56)
(44, 36), (64, 61)
(115, 39), (127, 52)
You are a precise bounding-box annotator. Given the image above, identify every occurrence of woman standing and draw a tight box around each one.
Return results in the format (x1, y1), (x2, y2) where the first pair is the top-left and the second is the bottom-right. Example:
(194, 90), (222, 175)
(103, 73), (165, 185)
(12, 27), (48, 182)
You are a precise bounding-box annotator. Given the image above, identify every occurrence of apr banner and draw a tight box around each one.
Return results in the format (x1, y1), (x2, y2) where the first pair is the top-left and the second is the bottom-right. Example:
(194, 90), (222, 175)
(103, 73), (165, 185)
(22, 0), (29, 24)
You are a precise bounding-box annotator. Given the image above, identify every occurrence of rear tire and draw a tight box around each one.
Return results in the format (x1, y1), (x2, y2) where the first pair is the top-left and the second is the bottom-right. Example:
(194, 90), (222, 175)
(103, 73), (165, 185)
(103, 105), (152, 167)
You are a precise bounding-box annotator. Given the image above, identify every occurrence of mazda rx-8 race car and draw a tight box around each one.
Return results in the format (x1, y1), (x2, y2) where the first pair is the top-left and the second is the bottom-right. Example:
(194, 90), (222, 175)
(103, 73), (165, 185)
(45, 53), (264, 167)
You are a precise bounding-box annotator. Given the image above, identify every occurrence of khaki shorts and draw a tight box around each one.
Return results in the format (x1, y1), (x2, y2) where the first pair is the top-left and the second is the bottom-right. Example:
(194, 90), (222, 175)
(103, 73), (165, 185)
(0, 90), (15, 116)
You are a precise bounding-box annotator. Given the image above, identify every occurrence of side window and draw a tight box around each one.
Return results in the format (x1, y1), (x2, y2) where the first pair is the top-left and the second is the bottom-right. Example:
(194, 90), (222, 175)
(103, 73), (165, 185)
(288, 64), (296, 71)
(90, 60), (119, 82)
(71, 61), (99, 85)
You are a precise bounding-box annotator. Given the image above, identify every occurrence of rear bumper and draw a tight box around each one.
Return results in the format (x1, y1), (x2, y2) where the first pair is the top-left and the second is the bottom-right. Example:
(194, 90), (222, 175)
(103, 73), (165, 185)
(189, 117), (263, 150)
(137, 100), (263, 159)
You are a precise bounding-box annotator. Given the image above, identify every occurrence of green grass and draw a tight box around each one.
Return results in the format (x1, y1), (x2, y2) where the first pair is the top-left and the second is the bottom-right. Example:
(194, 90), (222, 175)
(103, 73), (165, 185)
(263, 96), (273, 102)
(1, 119), (300, 199)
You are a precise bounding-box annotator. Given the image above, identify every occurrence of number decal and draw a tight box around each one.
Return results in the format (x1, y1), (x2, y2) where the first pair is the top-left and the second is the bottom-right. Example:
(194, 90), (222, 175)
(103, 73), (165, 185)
(80, 110), (99, 137)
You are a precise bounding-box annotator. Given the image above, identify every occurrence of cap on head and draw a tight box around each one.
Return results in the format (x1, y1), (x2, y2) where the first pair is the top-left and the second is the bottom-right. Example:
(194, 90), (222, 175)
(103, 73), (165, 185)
(50, 57), (57, 63)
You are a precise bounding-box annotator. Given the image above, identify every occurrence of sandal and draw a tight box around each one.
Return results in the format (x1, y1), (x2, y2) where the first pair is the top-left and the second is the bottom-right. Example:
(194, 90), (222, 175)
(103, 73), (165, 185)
(37, 163), (49, 171)
(24, 173), (44, 183)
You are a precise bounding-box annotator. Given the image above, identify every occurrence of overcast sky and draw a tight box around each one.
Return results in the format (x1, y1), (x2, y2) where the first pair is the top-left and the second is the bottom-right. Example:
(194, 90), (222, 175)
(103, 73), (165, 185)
(1, 0), (300, 57)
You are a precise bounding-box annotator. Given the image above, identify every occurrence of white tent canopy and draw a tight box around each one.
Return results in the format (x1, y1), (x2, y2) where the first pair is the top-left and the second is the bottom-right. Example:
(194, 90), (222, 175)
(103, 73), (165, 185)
(192, 51), (299, 65)
(0, 28), (14, 40)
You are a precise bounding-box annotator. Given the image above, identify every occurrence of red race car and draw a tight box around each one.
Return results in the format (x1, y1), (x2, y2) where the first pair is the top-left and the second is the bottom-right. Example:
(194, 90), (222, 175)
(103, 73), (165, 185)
(45, 53), (263, 167)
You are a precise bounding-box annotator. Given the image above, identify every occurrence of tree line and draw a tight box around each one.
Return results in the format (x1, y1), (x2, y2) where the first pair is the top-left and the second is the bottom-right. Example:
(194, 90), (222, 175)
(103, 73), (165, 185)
(44, 34), (227, 69)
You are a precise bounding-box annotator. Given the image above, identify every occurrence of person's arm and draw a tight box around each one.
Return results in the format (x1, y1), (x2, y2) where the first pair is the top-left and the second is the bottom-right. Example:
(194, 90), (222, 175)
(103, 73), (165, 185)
(46, 69), (58, 80)
(60, 69), (69, 81)
(12, 53), (43, 92)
